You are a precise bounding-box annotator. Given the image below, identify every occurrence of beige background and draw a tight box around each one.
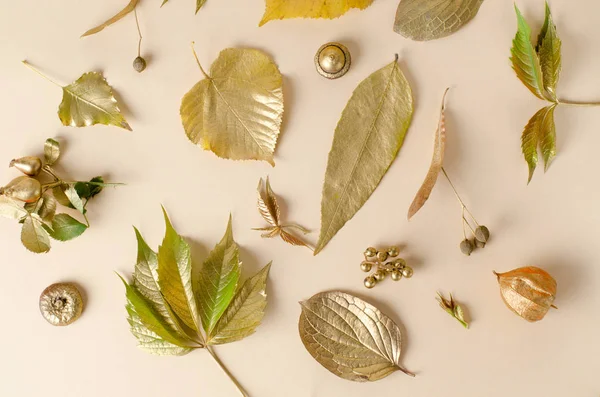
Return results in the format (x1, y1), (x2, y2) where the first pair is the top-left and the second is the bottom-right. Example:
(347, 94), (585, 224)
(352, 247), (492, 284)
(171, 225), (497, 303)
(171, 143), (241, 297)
(0, 0), (598, 396)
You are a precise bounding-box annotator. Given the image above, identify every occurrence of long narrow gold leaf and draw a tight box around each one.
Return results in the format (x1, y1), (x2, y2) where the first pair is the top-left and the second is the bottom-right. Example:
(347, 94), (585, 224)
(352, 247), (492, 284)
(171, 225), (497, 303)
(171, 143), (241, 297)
(314, 57), (413, 255)
(157, 208), (201, 333)
(197, 216), (241, 335)
(259, 0), (374, 26)
(299, 291), (414, 381)
(510, 5), (548, 101)
(257, 178), (279, 227)
(81, 0), (139, 37)
(536, 2), (561, 100)
(208, 262), (271, 345)
(394, 0), (484, 41)
(407, 88), (448, 220)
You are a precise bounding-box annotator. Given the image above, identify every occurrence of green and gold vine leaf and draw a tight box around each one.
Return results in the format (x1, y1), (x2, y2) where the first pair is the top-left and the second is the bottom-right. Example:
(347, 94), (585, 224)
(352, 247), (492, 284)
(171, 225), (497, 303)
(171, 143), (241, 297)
(197, 216), (241, 335)
(208, 262), (271, 345)
(407, 88), (448, 220)
(118, 274), (195, 356)
(132, 227), (194, 342)
(181, 48), (283, 165)
(44, 138), (60, 165)
(47, 214), (87, 241)
(394, 0), (484, 41)
(59, 72), (131, 131)
(521, 106), (556, 182)
(314, 56), (413, 255)
(64, 185), (85, 213)
(259, 0), (374, 26)
(21, 214), (50, 253)
(536, 2), (561, 100)
(157, 207), (201, 333)
(196, 0), (207, 13)
(81, 0), (139, 37)
(299, 291), (415, 381)
(540, 105), (557, 171)
(511, 5), (549, 101)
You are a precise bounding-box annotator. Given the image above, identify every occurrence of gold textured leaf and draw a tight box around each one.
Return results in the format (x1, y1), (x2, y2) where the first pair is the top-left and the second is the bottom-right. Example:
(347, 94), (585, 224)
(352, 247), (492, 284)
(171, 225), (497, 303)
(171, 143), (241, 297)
(394, 0), (484, 41)
(196, 0), (207, 13)
(314, 56), (413, 255)
(407, 88), (448, 220)
(510, 5), (549, 101)
(521, 105), (556, 182)
(44, 138), (60, 165)
(0, 196), (28, 220)
(197, 216), (241, 335)
(21, 214), (50, 253)
(157, 207), (201, 333)
(257, 177), (279, 227)
(208, 262), (271, 345)
(180, 48), (283, 165)
(81, 0), (139, 37)
(279, 229), (311, 248)
(299, 291), (414, 381)
(536, 2), (561, 100)
(259, 0), (374, 26)
(59, 72), (131, 130)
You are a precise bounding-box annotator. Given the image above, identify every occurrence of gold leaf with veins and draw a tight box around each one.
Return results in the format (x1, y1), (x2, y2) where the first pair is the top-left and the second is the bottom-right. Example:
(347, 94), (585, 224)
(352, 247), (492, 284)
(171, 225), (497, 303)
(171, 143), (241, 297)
(59, 72), (131, 130)
(209, 262), (271, 345)
(81, 0), (139, 37)
(44, 138), (60, 165)
(21, 214), (50, 253)
(181, 48), (283, 165)
(521, 105), (555, 183)
(394, 0), (484, 41)
(299, 291), (414, 381)
(314, 56), (413, 255)
(259, 0), (374, 26)
(408, 88), (448, 220)
(536, 2), (561, 100)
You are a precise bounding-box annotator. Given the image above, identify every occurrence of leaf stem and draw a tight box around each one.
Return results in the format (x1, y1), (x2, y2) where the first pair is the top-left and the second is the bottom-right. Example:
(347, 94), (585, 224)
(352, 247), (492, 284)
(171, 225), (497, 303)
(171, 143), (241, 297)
(42, 165), (60, 181)
(206, 346), (249, 397)
(190, 42), (210, 79)
(22, 61), (62, 88)
(557, 99), (600, 107)
(397, 365), (416, 377)
(134, 6), (142, 57)
(441, 167), (480, 228)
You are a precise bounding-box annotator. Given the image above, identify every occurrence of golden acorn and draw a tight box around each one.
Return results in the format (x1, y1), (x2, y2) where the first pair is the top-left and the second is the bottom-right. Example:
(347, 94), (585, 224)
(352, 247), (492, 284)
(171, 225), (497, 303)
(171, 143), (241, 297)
(0, 176), (41, 203)
(9, 156), (42, 176)
(494, 266), (557, 322)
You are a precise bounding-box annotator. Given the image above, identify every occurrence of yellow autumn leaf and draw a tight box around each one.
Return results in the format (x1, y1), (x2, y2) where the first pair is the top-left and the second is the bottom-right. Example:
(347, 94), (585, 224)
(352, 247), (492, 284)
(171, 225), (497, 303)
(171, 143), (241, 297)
(259, 0), (375, 26)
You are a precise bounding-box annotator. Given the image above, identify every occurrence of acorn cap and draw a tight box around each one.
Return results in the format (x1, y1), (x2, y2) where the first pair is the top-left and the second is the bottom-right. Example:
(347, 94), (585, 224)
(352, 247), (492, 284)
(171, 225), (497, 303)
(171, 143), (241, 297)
(315, 42), (351, 79)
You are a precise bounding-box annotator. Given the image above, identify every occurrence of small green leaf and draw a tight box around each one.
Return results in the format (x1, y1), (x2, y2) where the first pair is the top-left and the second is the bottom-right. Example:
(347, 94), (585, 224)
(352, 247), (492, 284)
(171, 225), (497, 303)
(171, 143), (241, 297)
(87, 176), (104, 198)
(521, 106), (556, 182)
(540, 105), (557, 172)
(74, 182), (91, 200)
(511, 5), (549, 100)
(21, 214), (51, 253)
(64, 185), (85, 213)
(197, 215), (241, 335)
(536, 2), (561, 101)
(52, 185), (73, 208)
(47, 214), (87, 241)
(44, 138), (60, 165)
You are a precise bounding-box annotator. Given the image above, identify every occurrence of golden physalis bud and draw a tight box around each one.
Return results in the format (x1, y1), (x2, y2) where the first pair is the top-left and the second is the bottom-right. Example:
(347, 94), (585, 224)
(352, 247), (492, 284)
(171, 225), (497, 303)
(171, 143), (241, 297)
(494, 266), (557, 322)
(0, 176), (42, 203)
(9, 156), (42, 176)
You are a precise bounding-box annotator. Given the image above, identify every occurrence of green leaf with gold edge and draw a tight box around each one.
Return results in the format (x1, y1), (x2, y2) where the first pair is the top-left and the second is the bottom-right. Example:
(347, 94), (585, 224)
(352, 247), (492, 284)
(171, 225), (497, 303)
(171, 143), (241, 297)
(521, 105), (556, 183)
(47, 213), (87, 241)
(536, 2), (561, 101)
(314, 55), (413, 255)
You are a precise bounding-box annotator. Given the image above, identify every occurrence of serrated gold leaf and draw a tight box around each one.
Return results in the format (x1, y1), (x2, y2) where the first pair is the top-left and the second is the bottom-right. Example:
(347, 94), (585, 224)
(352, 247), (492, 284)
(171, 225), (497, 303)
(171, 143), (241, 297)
(44, 138), (60, 165)
(521, 106), (555, 182)
(299, 291), (414, 381)
(408, 88), (448, 220)
(536, 2), (561, 100)
(394, 0), (484, 41)
(181, 48), (283, 165)
(81, 0), (139, 37)
(209, 262), (271, 345)
(59, 72), (131, 130)
(314, 57), (413, 255)
(280, 229), (311, 249)
(257, 178), (279, 227)
(21, 214), (50, 253)
(259, 0), (374, 26)
(540, 105), (557, 172)
(510, 5), (549, 101)
(197, 216), (241, 335)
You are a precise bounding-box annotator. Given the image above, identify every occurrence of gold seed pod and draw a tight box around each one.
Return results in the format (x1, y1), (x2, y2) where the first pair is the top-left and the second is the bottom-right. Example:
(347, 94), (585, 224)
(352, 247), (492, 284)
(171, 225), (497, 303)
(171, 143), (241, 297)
(364, 276), (377, 289)
(393, 258), (406, 268)
(459, 239), (474, 256)
(391, 270), (402, 281)
(39, 283), (84, 326)
(373, 269), (387, 281)
(474, 238), (486, 249)
(133, 56), (147, 73)
(402, 266), (413, 278)
(494, 266), (557, 322)
(9, 156), (42, 176)
(0, 176), (42, 203)
(376, 251), (389, 262)
(364, 247), (377, 257)
(475, 225), (490, 243)
(387, 246), (399, 257)
(360, 261), (373, 272)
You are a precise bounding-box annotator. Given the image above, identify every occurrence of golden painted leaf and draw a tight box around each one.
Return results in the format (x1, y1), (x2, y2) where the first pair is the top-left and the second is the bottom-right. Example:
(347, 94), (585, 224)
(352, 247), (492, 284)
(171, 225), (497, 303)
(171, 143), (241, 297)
(208, 262), (271, 345)
(407, 88), (448, 220)
(257, 177), (279, 227)
(81, 0), (139, 37)
(521, 105), (555, 183)
(0, 196), (28, 220)
(180, 48), (283, 165)
(280, 229), (311, 249)
(539, 105), (557, 172)
(510, 5), (548, 101)
(196, 0), (207, 13)
(314, 56), (413, 255)
(44, 138), (60, 165)
(197, 216), (241, 335)
(21, 214), (50, 253)
(59, 72), (131, 130)
(536, 2), (561, 100)
(259, 0), (374, 26)
(299, 291), (414, 381)
(157, 207), (201, 332)
(394, 0), (484, 41)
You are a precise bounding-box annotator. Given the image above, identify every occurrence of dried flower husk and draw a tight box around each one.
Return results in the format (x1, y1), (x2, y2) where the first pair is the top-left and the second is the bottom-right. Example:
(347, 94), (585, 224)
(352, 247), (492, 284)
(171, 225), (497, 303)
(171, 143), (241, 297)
(10, 156), (42, 176)
(494, 266), (557, 322)
(39, 283), (84, 326)
(0, 176), (42, 203)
